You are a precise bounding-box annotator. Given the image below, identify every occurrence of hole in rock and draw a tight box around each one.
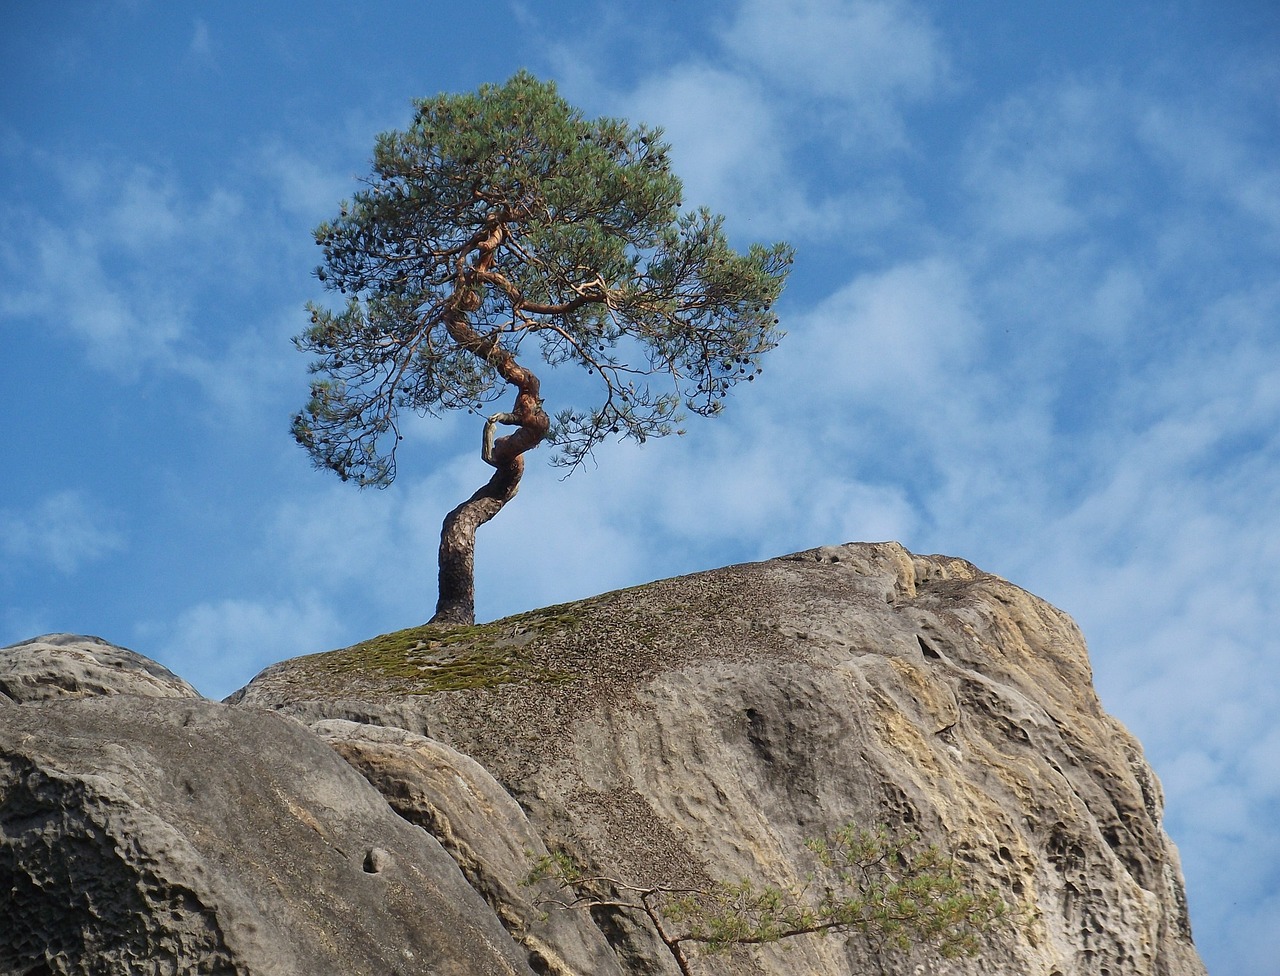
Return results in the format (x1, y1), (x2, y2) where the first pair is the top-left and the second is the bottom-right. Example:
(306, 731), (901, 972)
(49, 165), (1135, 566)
(917, 635), (941, 660)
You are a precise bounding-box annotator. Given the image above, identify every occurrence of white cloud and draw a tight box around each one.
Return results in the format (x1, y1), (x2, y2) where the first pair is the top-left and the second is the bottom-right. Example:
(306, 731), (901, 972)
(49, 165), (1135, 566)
(0, 491), (125, 575)
(474, 467), (651, 617)
(0, 143), (324, 441)
(1139, 100), (1280, 237)
(559, 0), (946, 244)
(179, 303), (311, 427)
(625, 64), (773, 201)
(716, 0), (957, 166)
(143, 594), (346, 700)
(625, 413), (917, 556)
(45, 158), (245, 251)
(257, 140), (361, 224)
(267, 482), (425, 593)
(1, 215), (181, 375)
(188, 18), (213, 62)
(615, 63), (833, 239)
(462, 392), (923, 624)
(1083, 264), (1147, 342)
(0, 160), (251, 378)
(722, 0), (947, 135)
(782, 257), (980, 401)
(961, 82), (1136, 241)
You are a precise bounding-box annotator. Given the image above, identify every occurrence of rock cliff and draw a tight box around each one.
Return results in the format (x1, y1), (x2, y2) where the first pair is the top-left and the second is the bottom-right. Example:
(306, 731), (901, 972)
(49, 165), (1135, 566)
(1, 543), (1206, 975)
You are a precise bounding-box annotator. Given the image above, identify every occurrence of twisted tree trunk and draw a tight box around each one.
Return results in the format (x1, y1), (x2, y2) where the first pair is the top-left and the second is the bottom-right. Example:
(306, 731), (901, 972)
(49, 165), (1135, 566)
(430, 224), (549, 624)
(430, 384), (547, 625)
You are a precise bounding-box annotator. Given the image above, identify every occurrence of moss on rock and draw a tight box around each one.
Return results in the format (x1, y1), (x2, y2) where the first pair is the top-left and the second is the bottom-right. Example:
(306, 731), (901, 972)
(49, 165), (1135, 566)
(304, 606), (583, 694)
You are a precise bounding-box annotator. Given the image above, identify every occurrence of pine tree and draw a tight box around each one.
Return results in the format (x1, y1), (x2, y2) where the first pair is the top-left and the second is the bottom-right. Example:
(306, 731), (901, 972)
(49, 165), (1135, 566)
(293, 72), (793, 624)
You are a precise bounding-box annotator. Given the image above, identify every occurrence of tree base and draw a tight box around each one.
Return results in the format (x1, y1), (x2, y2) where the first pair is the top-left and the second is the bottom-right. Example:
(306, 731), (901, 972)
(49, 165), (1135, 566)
(429, 458), (524, 626)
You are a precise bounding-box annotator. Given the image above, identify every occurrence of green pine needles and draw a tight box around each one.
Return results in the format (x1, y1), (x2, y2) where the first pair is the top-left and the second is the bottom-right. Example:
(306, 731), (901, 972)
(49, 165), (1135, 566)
(293, 70), (793, 487)
(528, 824), (1008, 975)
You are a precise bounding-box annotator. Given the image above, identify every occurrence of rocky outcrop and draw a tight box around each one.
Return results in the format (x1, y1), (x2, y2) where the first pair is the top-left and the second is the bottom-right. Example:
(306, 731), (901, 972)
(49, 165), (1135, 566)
(0, 639), (536, 975)
(0, 634), (199, 703)
(1, 543), (1207, 976)
(308, 719), (627, 976)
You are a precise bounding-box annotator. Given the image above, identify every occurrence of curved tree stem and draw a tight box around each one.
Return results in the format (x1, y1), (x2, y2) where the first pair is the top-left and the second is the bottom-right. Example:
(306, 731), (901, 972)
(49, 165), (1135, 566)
(429, 396), (547, 625)
(429, 444), (524, 626)
(430, 409), (540, 622)
(430, 226), (550, 624)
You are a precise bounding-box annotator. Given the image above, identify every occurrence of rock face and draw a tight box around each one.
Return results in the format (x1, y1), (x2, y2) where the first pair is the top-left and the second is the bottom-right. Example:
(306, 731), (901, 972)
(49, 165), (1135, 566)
(1, 543), (1207, 976)
(0, 634), (199, 702)
(0, 640), (537, 975)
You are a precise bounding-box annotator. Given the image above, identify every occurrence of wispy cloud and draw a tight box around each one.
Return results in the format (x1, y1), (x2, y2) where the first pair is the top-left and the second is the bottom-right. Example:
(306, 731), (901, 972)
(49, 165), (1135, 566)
(188, 18), (214, 63)
(722, 0), (948, 146)
(1137, 83), (1280, 240)
(0, 142), (324, 436)
(256, 139), (366, 224)
(560, 0), (944, 244)
(619, 66), (782, 215)
(960, 81), (1141, 242)
(0, 159), (244, 377)
(141, 594), (346, 700)
(0, 491), (125, 575)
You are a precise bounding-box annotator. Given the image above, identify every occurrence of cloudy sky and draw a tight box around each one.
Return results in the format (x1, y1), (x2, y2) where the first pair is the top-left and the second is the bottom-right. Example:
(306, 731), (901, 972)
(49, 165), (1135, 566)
(3, 1), (1276, 970)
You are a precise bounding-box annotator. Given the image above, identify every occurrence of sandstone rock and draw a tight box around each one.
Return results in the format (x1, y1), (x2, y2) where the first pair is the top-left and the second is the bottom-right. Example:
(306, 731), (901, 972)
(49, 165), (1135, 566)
(1, 543), (1207, 976)
(0, 633), (200, 702)
(309, 719), (627, 976)
(237, 542), (1207, 976)
(0, 691), (535, 975)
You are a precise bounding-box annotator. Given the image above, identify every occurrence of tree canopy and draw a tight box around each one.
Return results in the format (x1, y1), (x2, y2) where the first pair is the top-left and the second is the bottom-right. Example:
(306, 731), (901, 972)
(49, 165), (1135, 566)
(292, 72), (793, 624)
(292, 70), (793, 487)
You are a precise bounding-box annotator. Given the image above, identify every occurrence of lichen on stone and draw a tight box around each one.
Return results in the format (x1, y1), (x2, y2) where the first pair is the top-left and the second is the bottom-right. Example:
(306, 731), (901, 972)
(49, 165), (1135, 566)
(303, 607), (584, 694)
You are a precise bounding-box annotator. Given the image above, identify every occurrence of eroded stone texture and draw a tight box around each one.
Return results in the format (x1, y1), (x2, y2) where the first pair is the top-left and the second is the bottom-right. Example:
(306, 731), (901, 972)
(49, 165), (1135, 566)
(0, 694), (535, 975)
(310, 719), (627, 976)
(1, 544), (1207, 976)
(238, 542), (1207, 976)
(0, 633), (200, 703)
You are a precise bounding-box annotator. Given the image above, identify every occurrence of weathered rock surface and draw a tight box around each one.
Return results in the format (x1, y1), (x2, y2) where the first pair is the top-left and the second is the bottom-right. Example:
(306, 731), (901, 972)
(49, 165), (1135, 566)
(234, 542), (1207, 976)
(1, 543), (1207, 976)
(309, 719), (628, 976)
(0, 634), (199, 703)
(0, 671), (536, 974)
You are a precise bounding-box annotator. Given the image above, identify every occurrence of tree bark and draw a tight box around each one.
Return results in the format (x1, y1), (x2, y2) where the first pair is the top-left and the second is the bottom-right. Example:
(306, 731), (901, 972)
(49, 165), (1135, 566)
(430, 389), (548, 624)
(430, 451), (523, 626)
(430, 225), (549, 624)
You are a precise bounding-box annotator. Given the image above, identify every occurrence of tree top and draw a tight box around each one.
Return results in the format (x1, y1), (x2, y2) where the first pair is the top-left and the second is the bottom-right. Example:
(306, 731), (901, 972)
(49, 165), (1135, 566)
(294, 71), (793, 486)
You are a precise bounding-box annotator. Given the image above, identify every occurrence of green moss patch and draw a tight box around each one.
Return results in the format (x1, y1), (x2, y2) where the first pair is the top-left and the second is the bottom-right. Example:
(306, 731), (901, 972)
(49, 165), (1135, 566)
(306, 606), (582, 694)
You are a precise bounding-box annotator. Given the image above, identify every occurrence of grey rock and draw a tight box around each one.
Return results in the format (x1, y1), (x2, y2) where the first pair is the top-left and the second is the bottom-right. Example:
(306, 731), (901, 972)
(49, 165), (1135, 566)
(0, 634), (200, 702)
(0, 693), (535, 975)
(237, 542), (1208, 976)
(1, 543), (1207, 976)
(223, 691), (434, 738)
(310, 719), (627, 976)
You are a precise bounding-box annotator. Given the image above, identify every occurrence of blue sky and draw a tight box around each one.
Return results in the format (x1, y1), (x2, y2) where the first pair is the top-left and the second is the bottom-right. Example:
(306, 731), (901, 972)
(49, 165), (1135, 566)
(2, 1), (1277, 971)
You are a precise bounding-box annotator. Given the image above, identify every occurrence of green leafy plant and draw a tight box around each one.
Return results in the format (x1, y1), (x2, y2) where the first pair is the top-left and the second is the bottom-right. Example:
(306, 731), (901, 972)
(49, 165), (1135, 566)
(527, 825), (1008, 975)
(293, 71), (793, 625)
